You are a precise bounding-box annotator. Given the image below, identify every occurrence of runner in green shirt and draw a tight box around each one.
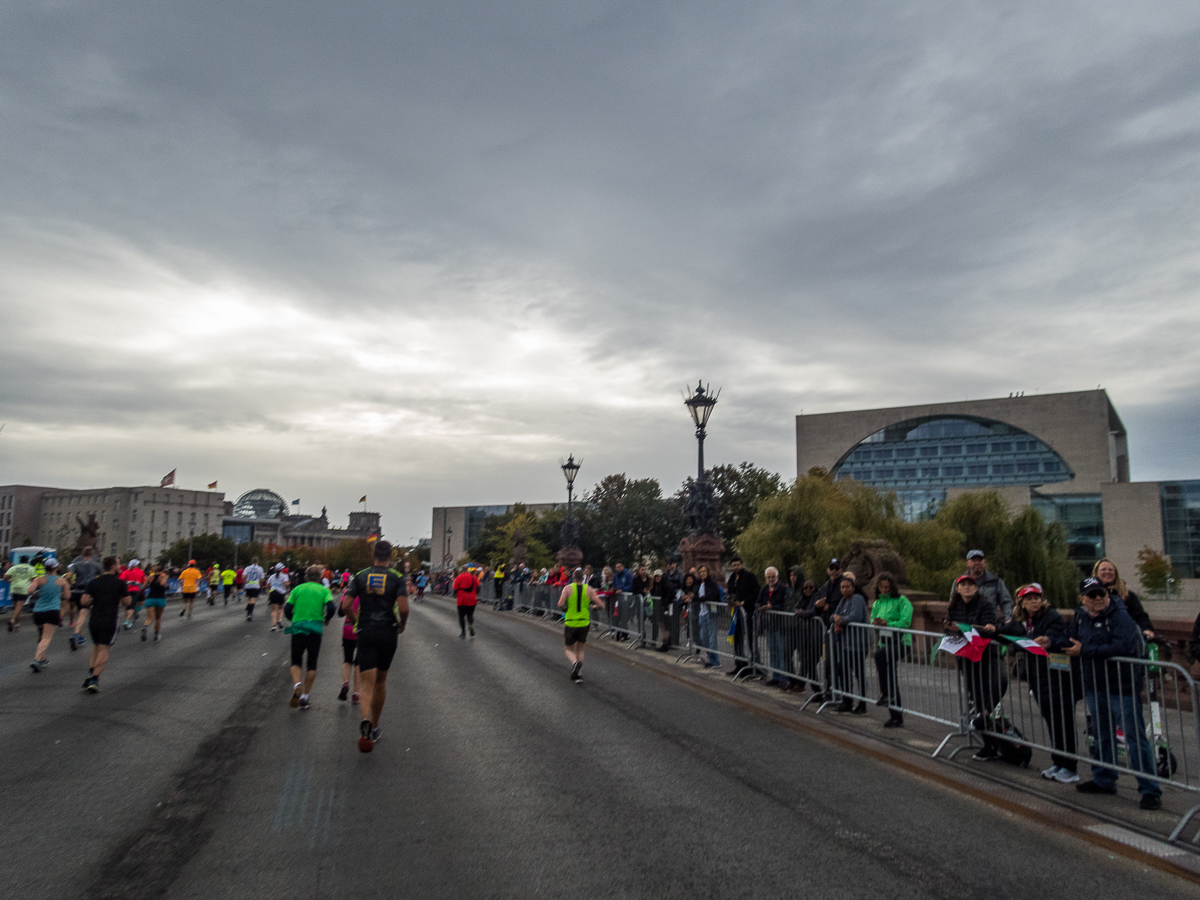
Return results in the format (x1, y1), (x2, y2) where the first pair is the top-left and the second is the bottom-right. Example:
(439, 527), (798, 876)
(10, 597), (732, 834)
(6, 556), (37, 632)
(283, 565), (336, 709)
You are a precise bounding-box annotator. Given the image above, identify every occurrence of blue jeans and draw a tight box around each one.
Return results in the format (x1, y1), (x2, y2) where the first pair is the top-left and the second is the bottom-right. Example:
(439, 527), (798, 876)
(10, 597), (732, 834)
(699, 614), (719, 666)
(768, 630), (788, 678)
(1085, 691), (1161, 796)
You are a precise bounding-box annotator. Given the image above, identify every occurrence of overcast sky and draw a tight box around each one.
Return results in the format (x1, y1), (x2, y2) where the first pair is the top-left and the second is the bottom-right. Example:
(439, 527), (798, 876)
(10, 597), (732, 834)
(3, 1), (1199, 543)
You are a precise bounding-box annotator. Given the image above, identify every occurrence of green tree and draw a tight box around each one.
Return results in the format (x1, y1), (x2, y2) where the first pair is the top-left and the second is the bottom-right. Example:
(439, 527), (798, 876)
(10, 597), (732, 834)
(702, 462), (785, 551)
(588, 474), (685, 566)
(158, 533), (238, 569)
(1135, 546), (1180, 593)
(468, 505), (554, 570)
(327, 539), (376, 573)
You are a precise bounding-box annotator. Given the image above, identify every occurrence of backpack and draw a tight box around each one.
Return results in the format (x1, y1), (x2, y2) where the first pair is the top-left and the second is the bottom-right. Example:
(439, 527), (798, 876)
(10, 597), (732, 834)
(982, 715), (1033, 768)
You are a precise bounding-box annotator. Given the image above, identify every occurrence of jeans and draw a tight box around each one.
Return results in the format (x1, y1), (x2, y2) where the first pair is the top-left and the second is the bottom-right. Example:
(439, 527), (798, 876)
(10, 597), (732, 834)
(1085, 691), (1161, 796)
(699, 612), (719, 666)
(768, 630), (788, 679)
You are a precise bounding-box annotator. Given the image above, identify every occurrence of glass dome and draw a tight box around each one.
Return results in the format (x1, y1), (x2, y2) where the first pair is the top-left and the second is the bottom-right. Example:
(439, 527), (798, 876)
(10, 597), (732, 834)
(232, 489), (288, 519)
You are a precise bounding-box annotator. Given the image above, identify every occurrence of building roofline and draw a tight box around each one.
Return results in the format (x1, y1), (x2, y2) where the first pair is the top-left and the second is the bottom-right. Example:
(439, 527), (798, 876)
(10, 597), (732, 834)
(795, 389), (1113, 422)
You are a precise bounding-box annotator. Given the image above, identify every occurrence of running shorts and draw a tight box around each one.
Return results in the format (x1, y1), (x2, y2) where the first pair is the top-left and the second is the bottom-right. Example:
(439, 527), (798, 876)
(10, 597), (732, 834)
(89, 617), (119, 646)
(223, 585), (232, 597)
(12, 593), (28, 605)
(33, 610), (62, 628)
(70, 591), (85, 606)
(355, 630), (397, 672)
(342, 637), (357, 665)
(564, 625), (589, 646)
(290, 633), (322, 670)
(182, 592), (197, 602)
(144, 596), (166, 609)
(246, 588), (261, 599)
(268, 590), (286, 606)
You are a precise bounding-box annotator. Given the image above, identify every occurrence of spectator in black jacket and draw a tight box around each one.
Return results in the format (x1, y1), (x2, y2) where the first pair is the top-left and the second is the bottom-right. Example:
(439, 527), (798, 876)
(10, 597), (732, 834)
(783, 569), (813, 691)
(1190, 611), (1200, 667)
(726, 558), (759, 674)
(1002, 583), (1078, 782)
(945, 574), (1008, 761)
(1092, 558), (1154, 642)
(799, 559), (841, 698)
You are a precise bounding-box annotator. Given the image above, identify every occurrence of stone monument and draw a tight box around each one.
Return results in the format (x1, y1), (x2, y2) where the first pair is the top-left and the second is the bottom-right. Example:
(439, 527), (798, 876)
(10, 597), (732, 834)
(555, 516), (583, 573)
(678, 478), (724, 581)
(73, 513), (100, 559)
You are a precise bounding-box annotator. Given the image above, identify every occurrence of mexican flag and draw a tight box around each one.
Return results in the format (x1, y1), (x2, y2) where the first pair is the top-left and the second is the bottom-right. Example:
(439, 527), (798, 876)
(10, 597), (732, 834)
(939, 625), (990, 662)
(999, 634), (1049, 657)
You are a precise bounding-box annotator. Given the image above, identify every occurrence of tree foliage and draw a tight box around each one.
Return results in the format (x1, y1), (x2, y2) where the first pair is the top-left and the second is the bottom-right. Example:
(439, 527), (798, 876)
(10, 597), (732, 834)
(1136, 546), (1180, 593)
(693, 462), (785, 552)
(326, 539), (376, 574)
(587, 474), (685, 567)
(158, 533), (239, 569)
(736, 475), (1081, 606)
(468, 504), (555, 570)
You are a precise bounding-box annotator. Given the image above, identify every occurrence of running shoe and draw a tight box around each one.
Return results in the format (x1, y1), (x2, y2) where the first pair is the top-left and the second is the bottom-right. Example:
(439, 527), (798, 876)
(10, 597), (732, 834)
(30, 659), (42, 673)
(338, 682), (349, 701)
(972, 746), (1001, 762)
(141, 626), (148, 642)
(179, 608), (186, 617)
(123, 621), (132, 630)
(351, 691), (359, 705)
(82, 674), (93, 689)
(1052, 769), (1080, 784)
(468, 625), (475, 638)
(358, 719), (374, 753)
(69, 634), (78, 651)
(299, 696), (311, 710)
(1041, 765), (1061, 780)
(570, 661), (581, 682)
(370, 726), (381, 743)
(459, 632), (465, 639)
(86, 677), (100, 694)
(290, 684), (302, 708)
(154, 632), (161, 642)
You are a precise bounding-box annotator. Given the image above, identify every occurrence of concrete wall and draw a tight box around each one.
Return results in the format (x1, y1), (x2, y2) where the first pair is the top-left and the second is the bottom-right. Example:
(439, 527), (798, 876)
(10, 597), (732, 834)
(796, 390), (1123, 486)
(1099, 481), (1164, 591)
(0, 485), (57, 558)
(431, 503), (561, 570)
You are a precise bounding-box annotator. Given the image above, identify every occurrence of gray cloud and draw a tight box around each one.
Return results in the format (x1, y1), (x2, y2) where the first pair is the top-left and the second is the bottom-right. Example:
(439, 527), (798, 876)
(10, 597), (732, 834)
(2, 1), (1199, 539)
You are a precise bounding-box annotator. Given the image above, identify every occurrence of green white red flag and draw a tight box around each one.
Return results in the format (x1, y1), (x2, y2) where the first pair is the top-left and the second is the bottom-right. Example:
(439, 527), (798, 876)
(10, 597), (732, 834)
(938, 625), (990, 662)
(999, 634), (1049, 657)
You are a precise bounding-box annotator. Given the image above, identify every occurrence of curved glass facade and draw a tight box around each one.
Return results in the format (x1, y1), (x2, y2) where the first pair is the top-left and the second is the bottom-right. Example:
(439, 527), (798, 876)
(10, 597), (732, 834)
(833, 415), (1074, 519)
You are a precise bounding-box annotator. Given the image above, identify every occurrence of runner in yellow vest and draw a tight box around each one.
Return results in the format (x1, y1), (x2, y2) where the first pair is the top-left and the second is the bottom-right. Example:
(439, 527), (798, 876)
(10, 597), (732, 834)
(557, 567), (605, 683)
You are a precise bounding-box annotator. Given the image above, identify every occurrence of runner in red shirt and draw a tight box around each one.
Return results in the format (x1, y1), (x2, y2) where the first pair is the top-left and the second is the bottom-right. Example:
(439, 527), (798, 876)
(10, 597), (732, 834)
(452, 567), (481, 640)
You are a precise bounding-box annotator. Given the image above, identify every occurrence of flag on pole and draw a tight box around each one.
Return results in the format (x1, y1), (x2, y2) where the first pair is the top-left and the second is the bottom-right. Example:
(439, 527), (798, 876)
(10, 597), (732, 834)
(999, 634), (1049, 657)
(292, 499), (300, 506)
(938, 624), (990, 662)
(160, 469), (176, 488)
(359, 495), (367, 503)
(207, 481), (218, 489)
(367, 532), (379, 542)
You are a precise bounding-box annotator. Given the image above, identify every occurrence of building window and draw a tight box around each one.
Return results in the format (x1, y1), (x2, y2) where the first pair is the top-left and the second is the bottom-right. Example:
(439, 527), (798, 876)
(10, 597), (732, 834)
(992, 464), (1015, 475)
(921, 467), (939, 478)
(1160, 481), (1200, 579)
(1032, 493), (1104, 575)
(992, 442), (1013, 453)
(920, 447), (939, 457)
(968, 465), (989, 476)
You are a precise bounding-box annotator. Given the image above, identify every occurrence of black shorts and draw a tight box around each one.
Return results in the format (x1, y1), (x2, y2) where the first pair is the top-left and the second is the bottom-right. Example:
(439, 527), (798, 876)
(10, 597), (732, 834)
(90, 617), (119, 646)
(268, 590), (286, 606)
(245, 588), (260, 599)
(356, 631), (398, 672)
(290, 633), (322, 670)
(69, 591), (85, 607)
(182, 592), (197, 601)
(223, 584), (232, 596)
(342, 637), (357, 665)
(564, 625), (589, 646)
(12, 593), (28, 605)
(33, 610), (62, 628)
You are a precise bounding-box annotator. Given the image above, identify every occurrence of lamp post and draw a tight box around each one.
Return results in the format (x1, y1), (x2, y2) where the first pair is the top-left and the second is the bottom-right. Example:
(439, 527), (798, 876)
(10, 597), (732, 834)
(678, 381), (724, 579)
(556, 455), (584, 572)
(683, 381), (719, 483)
(561, 454), (581, 526)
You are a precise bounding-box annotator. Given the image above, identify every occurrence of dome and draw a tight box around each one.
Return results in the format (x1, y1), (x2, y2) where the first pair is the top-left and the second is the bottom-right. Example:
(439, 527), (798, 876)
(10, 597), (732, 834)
(232, 489), (288, 519)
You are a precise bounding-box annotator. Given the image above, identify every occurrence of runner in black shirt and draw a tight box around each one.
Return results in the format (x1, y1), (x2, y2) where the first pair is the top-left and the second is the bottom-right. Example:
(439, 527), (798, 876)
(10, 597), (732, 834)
(80, 556), (131, 693)
(343, 541), (408, 752)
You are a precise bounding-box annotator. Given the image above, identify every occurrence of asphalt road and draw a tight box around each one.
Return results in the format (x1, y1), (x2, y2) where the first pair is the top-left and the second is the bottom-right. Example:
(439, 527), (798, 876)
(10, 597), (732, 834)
(0, 595), (1193, 899)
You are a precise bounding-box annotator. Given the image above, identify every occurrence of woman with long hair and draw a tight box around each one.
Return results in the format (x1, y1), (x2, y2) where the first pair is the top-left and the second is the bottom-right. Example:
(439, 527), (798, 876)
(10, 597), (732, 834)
(870, 572), (912, 727)
(1092, 558), (1154, 642)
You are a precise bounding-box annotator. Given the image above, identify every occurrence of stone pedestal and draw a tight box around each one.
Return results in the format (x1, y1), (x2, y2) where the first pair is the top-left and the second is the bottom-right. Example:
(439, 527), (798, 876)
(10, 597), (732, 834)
(678, 533), (725, 583)
(556, 546), (583, 572)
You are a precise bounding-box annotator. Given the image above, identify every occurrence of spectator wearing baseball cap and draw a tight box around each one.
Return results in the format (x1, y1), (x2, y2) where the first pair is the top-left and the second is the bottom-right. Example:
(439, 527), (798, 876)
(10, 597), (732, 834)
(1001, 583), (1078, 782)
(797, 559), (843, 700)
(1065, 578), (1161, 809)
(950, 549), (1013, 620)
(945, 572), (1007, 761)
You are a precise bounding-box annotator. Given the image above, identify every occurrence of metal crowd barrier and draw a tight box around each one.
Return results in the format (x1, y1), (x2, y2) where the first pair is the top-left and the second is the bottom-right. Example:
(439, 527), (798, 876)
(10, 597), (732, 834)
(827, 621), (1200, 838)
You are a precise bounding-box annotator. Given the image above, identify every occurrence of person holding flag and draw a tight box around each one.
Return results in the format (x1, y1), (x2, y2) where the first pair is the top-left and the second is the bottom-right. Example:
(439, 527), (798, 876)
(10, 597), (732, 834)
(944, 574), (1007, 761)
(999, 584), (1079, 783)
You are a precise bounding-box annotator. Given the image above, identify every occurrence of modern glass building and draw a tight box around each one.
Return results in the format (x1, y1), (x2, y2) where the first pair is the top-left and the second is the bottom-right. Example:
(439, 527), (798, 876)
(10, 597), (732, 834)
(832, 415), (1073, 519)
(1161, 481), (1200, 578)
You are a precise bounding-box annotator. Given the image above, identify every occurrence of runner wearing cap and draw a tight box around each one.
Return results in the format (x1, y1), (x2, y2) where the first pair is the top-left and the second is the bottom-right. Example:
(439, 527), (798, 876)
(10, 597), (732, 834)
(557, 568), (605, 683)
(120, 558), (146, 630)
(29, 558), (70, 672)
(268, 565), (290, 632)
(179, 560), (202, 619)
(206, 564), (220, 605)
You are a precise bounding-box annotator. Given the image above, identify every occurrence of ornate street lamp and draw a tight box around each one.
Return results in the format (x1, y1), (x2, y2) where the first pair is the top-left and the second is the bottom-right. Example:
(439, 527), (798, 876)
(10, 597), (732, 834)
(683, 381), (720, 482)
(556, 455), (583, 570)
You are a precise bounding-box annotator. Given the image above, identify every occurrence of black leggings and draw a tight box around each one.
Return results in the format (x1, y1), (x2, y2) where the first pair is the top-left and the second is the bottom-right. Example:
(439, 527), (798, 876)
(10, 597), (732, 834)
(874, 637), (904, 706)
(457, 605), (475, 632)
(291, 633), (322, 671)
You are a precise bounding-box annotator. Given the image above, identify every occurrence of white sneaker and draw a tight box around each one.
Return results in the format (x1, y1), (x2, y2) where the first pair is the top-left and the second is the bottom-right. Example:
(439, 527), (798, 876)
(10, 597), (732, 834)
(1053, 768), (1080, 784)
(1041, 765), (1061, 780)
